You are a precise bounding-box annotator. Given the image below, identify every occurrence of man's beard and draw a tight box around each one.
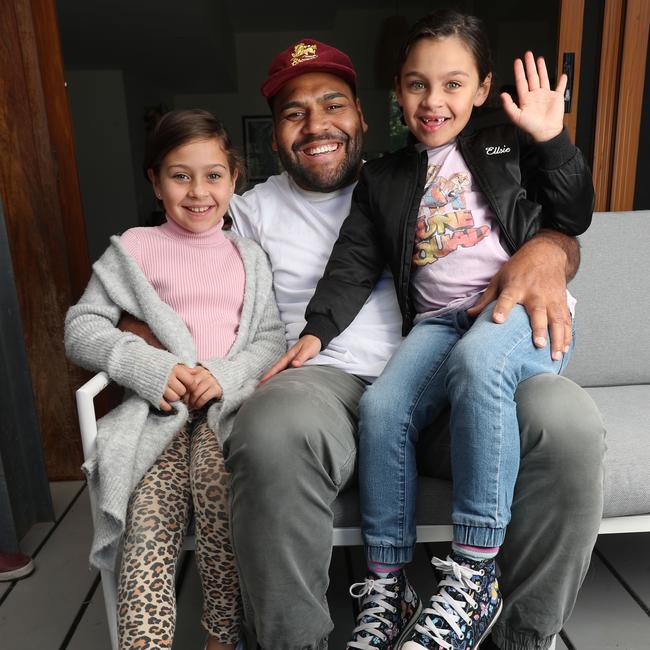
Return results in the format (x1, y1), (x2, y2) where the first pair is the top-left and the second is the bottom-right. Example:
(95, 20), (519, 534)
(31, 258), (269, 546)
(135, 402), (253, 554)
(277, 128), (364, 193)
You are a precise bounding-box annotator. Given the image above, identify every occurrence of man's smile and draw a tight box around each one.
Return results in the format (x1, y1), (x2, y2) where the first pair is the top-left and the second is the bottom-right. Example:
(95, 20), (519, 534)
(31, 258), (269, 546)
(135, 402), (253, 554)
(302, 143), (341, 156)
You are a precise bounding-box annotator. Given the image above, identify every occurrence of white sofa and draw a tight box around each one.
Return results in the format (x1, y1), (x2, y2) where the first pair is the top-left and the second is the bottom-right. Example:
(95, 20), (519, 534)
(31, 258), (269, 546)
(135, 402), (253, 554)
(332, 210), (650, 539)
(76, 211), (650, 649)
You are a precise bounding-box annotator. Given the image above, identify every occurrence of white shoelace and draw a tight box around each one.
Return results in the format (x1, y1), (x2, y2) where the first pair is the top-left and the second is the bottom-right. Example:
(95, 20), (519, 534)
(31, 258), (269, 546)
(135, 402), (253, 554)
(347, 576), (399, 649)
(413, 556), (482, 650)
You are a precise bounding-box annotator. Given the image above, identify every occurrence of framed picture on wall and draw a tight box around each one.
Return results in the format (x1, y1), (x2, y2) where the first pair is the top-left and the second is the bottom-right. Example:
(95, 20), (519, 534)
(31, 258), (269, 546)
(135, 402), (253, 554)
(242, 115), (281, 183)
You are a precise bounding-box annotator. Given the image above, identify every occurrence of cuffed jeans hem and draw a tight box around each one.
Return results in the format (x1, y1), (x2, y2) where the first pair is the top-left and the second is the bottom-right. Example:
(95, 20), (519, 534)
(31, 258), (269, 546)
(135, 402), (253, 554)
(365, 543), (414, 565)
(453, 524), (506, 547)
(492, 624), (554, 650)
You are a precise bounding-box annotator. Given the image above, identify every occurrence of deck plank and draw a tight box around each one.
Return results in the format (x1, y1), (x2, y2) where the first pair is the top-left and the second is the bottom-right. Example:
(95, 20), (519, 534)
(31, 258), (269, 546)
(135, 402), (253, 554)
(50, 480), (84, 519)
(19, 522), (55, 557)
(595, 532), (650, 610)
(562, 553), (650, 649)
(3, 488), (648, 650)
(0, 486), (97, 650)
(0, 483), (85, 609)
(66, 579), (112, 650)
(0, 524), (51, 601)
(21, 481), (84, 556)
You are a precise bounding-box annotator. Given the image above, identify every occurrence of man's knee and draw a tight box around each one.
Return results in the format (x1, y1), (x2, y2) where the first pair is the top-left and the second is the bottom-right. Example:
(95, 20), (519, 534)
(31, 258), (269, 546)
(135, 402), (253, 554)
(515, 374), (606, 477)
(226, 373), (358, 490)
(227, 382), (316, 474)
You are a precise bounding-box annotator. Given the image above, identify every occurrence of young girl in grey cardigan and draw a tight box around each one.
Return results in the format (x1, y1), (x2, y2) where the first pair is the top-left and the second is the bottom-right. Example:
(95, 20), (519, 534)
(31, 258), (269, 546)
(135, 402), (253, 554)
(65, 109), (286, 650)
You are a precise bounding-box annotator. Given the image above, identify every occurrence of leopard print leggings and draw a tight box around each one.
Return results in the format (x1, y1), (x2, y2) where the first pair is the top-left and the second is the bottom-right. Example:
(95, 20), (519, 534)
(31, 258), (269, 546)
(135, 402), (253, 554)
(116, 411), (241, 649)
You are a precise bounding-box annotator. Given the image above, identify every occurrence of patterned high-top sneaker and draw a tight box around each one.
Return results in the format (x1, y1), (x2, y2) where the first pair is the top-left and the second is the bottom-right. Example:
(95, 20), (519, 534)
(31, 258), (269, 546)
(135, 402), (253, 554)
(401, 553), (502, 650)
(347, 569), (422, 649)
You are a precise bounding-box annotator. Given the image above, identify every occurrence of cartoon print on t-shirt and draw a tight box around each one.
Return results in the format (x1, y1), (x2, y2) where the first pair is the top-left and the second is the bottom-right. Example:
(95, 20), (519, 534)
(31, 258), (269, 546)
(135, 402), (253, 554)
(413, 168), (490, 266)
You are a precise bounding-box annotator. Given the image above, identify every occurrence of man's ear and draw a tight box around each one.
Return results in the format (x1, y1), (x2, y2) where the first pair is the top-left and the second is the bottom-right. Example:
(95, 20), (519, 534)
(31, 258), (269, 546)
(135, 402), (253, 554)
(271, 128), (278, 152)
(474, 72), (492, 107)
(355, 98), (369, 134)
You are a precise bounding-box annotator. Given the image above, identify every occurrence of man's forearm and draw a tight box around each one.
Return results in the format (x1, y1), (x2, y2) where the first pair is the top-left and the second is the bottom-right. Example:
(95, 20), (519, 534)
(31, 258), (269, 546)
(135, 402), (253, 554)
(532, 229), (580, 281)
(117, 312), (164, 349)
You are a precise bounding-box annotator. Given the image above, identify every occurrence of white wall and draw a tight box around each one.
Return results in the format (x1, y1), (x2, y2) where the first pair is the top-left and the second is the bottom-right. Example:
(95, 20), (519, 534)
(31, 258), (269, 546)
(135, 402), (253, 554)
(66, 69), (138, 261)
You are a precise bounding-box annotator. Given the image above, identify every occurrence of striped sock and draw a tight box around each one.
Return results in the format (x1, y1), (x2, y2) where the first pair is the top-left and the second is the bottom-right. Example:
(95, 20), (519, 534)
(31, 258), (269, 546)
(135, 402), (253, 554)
(368, 561), (404, 576)
(452, 542), (499, 561)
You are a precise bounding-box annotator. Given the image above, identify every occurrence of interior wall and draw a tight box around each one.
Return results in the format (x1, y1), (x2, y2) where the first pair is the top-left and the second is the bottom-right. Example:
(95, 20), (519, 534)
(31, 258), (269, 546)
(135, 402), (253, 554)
(173, 21), (393, 162)
(66, 70), (139, 261)
(61, 1), (563, 255)
(174, 5), (561, 172)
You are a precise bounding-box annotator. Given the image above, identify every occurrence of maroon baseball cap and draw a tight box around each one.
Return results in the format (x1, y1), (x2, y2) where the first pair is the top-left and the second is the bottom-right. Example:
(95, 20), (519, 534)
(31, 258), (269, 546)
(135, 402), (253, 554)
(261, 39), (357, 99)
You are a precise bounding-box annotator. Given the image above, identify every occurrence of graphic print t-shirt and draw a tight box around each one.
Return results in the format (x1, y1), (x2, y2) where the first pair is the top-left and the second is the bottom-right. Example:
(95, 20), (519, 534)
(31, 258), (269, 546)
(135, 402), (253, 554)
(411, 141), (510, 321)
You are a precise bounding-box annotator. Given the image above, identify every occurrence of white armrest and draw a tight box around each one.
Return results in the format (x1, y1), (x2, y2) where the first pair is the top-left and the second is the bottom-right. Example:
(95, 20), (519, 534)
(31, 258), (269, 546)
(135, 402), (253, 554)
(75, 371), (111, 462)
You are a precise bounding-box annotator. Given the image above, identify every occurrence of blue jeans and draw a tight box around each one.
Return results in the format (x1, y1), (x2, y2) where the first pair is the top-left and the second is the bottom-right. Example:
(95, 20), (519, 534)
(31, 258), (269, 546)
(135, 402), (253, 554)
(359, 302), (574, 564)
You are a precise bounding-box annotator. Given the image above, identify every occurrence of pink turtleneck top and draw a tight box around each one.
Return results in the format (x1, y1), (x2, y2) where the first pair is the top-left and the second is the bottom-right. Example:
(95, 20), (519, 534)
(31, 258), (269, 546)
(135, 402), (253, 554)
(120, 217), (245, 361)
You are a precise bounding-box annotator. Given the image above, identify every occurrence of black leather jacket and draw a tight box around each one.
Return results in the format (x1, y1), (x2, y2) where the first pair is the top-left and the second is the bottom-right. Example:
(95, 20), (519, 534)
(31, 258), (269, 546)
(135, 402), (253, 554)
(304, 110), (594, 346)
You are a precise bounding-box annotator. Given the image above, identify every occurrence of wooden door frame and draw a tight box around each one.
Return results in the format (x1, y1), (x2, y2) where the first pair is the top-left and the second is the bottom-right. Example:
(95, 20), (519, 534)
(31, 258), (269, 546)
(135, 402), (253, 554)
(590, 0), (649, 211)
(556, 0), (585, 143)
(31, 0), (90, 298)
(0, 0), (90, 483)
(592, 0), (626, 211)
(557, 0), (649, 211)
(609, 0), (650, 210)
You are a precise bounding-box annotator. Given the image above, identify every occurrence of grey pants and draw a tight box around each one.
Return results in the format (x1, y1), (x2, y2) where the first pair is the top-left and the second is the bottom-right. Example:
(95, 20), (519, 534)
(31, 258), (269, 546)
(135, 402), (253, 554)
(225, 366), (605, 650)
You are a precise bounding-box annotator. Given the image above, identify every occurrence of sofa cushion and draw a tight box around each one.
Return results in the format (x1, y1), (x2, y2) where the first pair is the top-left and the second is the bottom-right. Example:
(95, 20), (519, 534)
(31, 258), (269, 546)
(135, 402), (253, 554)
(585, 384), (650, 517)
(566, 211), (650, 387)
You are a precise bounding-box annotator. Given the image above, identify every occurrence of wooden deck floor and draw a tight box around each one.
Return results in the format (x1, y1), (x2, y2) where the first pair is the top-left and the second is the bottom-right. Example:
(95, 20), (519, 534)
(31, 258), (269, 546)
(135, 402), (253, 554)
(1, 482), (649, 649)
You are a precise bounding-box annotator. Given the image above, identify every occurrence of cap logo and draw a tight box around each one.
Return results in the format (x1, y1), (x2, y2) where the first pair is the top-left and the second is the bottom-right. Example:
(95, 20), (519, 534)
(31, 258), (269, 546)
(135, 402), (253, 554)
(291, 42), (318, 66)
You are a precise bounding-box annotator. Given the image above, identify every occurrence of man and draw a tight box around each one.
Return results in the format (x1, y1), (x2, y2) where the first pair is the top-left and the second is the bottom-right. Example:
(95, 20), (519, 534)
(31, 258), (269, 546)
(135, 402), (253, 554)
(224, 39), (604, 650)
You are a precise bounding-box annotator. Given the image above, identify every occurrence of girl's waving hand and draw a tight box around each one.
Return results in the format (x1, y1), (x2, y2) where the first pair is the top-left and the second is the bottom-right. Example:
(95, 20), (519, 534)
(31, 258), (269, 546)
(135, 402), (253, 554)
(501, 51), (567, 142)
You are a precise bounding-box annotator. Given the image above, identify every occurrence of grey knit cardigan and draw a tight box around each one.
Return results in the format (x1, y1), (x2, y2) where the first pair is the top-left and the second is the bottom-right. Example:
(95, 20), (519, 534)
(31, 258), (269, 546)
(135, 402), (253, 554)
(65, 232), (286, 570)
